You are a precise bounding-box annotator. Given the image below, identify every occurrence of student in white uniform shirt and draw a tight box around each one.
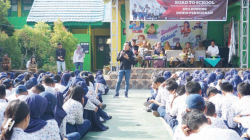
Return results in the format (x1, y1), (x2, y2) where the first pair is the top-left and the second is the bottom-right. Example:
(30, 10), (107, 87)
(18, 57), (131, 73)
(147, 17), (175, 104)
(42, 76), (57, 94)
(0, 100), (38, 140)
(230, 83), (250, 129)
(28, 84), (45, 95)
(181, 110), (240, 140)
(54, 74), (66, 92)
(0, 85), (8, 135)
(219, 82), (238, 128)
(207, 40), (220, 58)
(2, 79), (14, 98)
(8, 85), (28, 102)
(205, 101), (228, 129)
(207, 87), (223, 117)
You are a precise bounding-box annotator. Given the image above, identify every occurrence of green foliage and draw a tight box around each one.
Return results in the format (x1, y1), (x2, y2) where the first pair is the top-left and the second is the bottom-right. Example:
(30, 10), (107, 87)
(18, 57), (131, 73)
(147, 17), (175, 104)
(0, 0), (14, 36)
(0, 32), (21, 69)
(50, 19), (78, 71)
(41, 56), (57, 72)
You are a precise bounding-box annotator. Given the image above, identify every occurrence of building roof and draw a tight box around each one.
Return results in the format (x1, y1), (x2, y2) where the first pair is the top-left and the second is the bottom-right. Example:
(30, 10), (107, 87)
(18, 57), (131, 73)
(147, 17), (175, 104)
(27, 0), (105, 23)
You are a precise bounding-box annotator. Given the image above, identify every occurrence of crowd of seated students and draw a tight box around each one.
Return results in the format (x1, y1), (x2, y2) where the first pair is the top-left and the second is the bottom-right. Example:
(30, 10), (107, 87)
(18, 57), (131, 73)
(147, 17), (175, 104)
(144, 68), (250, 140)
(0, 69), (111, 140)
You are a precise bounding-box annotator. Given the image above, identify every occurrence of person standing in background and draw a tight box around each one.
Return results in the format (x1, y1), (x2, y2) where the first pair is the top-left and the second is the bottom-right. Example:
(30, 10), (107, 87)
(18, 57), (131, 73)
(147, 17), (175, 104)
(73, 44), (85, 71)
(56, 43), (66, 72)
(1, 54), (11, 72)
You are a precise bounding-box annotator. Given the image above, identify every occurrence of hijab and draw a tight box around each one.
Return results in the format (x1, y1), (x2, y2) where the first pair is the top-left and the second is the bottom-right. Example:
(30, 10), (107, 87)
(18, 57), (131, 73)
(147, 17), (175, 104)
(155, 46), (162, 54)
(180, 72), (190, 85)
(224, 75), (232, 82)
(95, 75), (106, 85)
(33, 73), (38, 79)
(192, 70), (199, 77)
(230, 69), (237, 76)
(229, 76), (241, 96)
(207, 73), (216, 85)
(76, 81), (89, 107)
(213, 74), (224, 86)
(25, 94), (48, 133)
(243, 73), (250, 81)
(163, 71), (171, 80)
(0, 73), (8, 80)
(61, 73), (71, 86)
(62, 77), (85, 98)
(201, 73), (208, 80)
(53, 91), (67, 127)
(95, 71), (102, 79)
(224, 71), (231, 78)
(74, 69), (80, 77)
(37, 73), (45, 84)
(40, 92), (57, 121)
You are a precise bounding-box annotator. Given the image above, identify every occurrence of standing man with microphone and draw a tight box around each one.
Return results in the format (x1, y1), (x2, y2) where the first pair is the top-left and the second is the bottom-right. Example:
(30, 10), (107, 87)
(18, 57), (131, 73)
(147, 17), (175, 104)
(114, 42), (135, 98)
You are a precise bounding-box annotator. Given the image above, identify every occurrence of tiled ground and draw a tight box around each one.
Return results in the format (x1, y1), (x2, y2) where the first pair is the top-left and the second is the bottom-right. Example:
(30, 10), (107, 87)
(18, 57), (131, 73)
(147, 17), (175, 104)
(84, 89), (172, 140)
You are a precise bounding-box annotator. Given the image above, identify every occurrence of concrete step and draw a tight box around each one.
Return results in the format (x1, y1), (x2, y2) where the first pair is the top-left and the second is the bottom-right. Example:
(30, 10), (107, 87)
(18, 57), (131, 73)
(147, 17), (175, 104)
(106, 79), (151, 89)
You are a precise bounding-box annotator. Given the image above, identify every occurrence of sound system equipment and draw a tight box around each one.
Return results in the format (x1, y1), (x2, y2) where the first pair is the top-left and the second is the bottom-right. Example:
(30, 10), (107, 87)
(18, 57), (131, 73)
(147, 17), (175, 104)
(219, 47), (229, 67)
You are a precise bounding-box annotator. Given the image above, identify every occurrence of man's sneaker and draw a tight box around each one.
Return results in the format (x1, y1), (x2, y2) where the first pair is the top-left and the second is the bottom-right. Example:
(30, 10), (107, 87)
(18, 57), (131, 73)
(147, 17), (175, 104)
(113, 94), (119, 98)
(143, 102), (150, 107)
(144, 107), (152, 112)
(101, 104), (106, 109)
(125, 94), (128, 98)
(153, 111), (160, 117)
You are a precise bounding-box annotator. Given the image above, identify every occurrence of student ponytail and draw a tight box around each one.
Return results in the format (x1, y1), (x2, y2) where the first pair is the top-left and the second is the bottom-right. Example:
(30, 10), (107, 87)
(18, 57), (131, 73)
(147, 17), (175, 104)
(0, 100), (29, 140)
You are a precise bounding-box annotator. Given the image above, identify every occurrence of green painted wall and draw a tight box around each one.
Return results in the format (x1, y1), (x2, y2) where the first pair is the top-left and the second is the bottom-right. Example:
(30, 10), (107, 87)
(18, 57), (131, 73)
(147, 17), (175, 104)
(121, 4), (126, 49)
(73, 34), (91, 71)
(7, 17), (28, 29)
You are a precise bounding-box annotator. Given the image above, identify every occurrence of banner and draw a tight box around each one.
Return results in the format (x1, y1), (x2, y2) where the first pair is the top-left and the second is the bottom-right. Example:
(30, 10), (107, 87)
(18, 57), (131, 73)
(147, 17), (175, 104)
(127, 21), (208, 48)
(130, 0), (228, 21)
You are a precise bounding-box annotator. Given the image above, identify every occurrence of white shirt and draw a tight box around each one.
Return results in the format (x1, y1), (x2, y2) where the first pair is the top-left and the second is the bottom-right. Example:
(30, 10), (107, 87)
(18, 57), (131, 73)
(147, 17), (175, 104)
(26, 60), (30, 69)
(63, 98), (84, 125)
(73, 49), (85, 63)
(11, 127), (38, 140)
(84, 100), (97, 111)
(6, 89), (14, 98)
(170, 94), (187, 123)
(220, 93), (238, 128)
(59, 115), (68, 139)
(133, 7), (137, 13)
(207, 45), (219, 55)
(0, 99), (8, 134)
(43, 85), (57, 94)
(54, 83), (66, 93)
(86, 85), (101, 106)
(7, 95), (27, 102)
(28, 120), (60, 140)
(207, 116), (228, 129)
(187, 125), (240, 140)
(96, 83), (105, 95)
(230, 95), (250, 128)
(209, 94), (223, 117)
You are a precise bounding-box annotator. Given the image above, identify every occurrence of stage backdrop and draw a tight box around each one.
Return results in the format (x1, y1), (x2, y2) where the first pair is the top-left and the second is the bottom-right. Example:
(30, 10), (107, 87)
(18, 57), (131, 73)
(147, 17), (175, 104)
(130, 0), (228, 21)
(126, 20), (208, 48)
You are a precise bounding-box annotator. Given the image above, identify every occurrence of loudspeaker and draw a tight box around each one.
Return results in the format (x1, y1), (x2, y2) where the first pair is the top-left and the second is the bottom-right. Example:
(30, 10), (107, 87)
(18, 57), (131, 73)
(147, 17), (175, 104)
(219, 47), (229, 67)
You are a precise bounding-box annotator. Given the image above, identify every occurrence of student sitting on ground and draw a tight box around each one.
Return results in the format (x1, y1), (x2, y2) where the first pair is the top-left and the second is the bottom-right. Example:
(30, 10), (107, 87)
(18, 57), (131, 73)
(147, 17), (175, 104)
(207, 87), (223, 117)
(8, 85), (29, 102)
(54, 74), (66, 92)
(205, 101), (228, 129)
(28, 84), (45, 95)
(230, 83), (250, 130)
(3, 79), (14, 98)
(0, 100), (38, 140)
(42, 76), (57, 94)
(143, 76), (165, 112)
(0, 85), (7, 135)
(181, 109), (240, 140)
(168, 85), (186, 130)
(63, 86), (91, 138)
(25, 94), (61, 139)
(219, 82), (238, 129)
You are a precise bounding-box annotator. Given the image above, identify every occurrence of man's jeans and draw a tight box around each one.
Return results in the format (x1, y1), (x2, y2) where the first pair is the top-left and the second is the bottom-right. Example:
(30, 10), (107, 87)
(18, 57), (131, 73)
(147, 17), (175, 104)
(57, 61), (66, 72)
(115, 70), (131, 95)
(75, 62), (83, 71)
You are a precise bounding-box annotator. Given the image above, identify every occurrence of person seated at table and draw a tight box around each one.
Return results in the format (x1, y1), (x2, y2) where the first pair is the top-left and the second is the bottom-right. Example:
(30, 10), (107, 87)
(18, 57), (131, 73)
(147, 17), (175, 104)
(137, 40), (150, 67)
(196, 41), (206, 50)
(28, 56), (37, 73)
(182, 42), (196, 67)
(153, 42), (165, 68)
(164, 41), (172, 51)
(1, 54), (11, 72)
(131, 39), (139, 56)
(174, 42), (182, 50)
(207, 40), (220, 58)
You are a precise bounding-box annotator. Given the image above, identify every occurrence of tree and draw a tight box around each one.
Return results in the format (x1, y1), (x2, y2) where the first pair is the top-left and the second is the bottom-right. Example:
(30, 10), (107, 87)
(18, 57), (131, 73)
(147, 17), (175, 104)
(0, 32), (21, 69)
(0, 0), (14, 36)
(50, 19), (78, 71)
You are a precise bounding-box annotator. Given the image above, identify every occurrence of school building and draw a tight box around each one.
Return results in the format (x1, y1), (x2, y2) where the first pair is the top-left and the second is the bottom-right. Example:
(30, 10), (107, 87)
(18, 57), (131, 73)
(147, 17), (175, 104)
(6, 0), (250, 71)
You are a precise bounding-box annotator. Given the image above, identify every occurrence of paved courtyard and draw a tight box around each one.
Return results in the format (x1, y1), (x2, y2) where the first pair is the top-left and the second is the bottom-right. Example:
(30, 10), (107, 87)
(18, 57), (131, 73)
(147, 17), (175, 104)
(84, 89), (172, 140)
